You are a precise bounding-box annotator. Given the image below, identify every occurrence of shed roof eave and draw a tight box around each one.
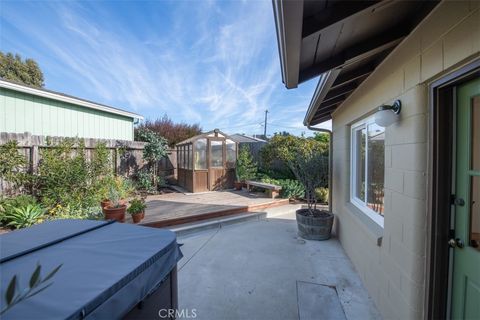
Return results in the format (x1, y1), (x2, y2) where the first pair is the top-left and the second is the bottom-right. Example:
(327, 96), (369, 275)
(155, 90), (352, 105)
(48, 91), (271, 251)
(303, 70), (339, 126)
(272, 0), (303, 89)
(0, 79), (144, 120)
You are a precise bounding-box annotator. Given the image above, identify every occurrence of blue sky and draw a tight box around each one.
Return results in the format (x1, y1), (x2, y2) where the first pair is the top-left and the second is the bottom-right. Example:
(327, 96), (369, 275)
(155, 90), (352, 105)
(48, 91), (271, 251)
(1, 0), (330, 136)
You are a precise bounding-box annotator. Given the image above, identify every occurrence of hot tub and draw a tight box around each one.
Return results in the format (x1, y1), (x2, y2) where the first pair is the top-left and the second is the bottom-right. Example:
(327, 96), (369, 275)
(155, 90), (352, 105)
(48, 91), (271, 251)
(0, 220), (182, 319)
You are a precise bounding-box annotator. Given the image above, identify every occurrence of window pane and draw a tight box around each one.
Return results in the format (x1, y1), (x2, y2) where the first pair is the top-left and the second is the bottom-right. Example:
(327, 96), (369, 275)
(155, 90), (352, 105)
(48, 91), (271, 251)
(354, 127), (366, 201)
(226, 139), (236, 169)
(210, 140), (223, 167)
(367, 123), (385, 216)
(472, 96), (479, 170)
(188, 144), (193, 170)
(194, 139), (207, 170)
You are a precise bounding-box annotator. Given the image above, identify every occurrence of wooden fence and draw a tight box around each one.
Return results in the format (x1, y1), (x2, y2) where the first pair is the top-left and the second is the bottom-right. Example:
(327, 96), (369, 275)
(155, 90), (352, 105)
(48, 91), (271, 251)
(0, 132), (177, 195)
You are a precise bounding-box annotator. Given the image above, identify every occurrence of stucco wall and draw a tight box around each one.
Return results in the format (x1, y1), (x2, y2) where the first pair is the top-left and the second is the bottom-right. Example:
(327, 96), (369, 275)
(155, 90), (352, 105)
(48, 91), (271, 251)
(330, 1), (479, 319)
(0, 88), (134, 140)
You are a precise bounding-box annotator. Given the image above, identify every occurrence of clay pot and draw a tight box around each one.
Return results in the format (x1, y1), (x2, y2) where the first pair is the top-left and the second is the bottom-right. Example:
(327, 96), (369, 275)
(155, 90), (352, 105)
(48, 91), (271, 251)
(234, 181), (243, 191)
(103, 205), (127, 222)
(132, 212), (143, 223)
(100, 199), (111, 208)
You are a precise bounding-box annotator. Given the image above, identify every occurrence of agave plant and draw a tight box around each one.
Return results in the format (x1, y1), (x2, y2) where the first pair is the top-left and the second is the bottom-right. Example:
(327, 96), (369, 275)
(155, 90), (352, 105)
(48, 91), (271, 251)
(5, 205), (45, 229)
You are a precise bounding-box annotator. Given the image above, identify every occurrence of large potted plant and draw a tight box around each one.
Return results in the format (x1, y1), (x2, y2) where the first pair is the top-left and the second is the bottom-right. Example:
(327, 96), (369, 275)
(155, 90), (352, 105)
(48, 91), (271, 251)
(235, 145), (257, 190)
(103, 186), (127, 222)
(127, 198), (146, 223)
(288, 150), (332, 240)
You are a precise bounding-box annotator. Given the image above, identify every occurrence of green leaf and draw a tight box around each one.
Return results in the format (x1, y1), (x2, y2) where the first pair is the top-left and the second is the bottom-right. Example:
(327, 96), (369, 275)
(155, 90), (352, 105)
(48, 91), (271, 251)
(24, 283), (53, 300)
(43, 264), (62, 282)
(29, 264), (41, 288)
(5, 275), (17, 305)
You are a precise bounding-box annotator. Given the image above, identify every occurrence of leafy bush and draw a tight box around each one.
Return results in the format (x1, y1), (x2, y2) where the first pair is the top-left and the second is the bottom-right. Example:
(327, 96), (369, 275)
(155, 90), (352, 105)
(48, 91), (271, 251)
(36, 138), (112, 211)
(236, 145), (257, 182)
(0, 141), (31, 195)
(136, 170), (154, 191)
(4, 204), (45, 229)
(260, 135), (328, 183)
(261, 177), (305, 200)
(315, 187), (329, 204)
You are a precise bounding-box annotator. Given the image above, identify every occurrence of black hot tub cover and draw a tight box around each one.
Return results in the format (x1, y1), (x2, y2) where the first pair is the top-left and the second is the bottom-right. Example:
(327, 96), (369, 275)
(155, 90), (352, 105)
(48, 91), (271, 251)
(0, 219), (182, 319)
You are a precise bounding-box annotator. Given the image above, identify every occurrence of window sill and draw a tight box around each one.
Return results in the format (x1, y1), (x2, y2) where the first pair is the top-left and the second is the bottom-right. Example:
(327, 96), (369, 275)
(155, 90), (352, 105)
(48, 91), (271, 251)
(345, 202), (384, 247)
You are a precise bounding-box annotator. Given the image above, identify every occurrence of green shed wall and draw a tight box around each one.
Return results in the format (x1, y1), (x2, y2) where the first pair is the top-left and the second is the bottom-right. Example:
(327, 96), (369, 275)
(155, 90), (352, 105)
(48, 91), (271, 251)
(0, 88), (134, 140)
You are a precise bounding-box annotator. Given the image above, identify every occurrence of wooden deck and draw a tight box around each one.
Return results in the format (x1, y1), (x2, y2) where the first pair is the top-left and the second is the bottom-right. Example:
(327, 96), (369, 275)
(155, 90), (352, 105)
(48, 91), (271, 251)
(137, 190), (289, 228)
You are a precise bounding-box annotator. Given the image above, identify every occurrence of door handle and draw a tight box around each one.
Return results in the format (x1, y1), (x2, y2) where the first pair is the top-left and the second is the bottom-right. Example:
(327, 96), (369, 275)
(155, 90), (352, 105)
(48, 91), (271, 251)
(448, 238), (465, 248)
(454, 198), (465, 206)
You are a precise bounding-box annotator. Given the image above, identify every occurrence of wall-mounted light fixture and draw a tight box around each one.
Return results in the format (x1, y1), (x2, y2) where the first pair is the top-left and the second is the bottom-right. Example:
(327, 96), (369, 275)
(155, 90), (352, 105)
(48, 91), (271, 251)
(374, 100), (401, 127)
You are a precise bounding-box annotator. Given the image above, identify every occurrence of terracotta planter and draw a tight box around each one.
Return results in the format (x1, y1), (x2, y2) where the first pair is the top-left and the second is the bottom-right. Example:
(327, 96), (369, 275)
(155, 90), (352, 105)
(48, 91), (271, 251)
(100, 199), (111, 209)
(132, 212), (143, 223)
(296, 208), (333, 240)
(103, 205), (127, 222)
(101, 199), (127, 209)
(234, 181), (243, 191)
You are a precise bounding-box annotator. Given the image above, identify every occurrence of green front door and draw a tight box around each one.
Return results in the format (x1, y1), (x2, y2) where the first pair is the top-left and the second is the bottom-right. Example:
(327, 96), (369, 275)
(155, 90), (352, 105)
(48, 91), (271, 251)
(452, 77), (480, 319)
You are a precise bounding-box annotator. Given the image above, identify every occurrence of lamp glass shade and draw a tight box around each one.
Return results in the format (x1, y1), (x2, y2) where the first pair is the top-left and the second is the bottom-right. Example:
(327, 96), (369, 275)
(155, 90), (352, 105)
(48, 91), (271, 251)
(375, 110), (398, 127)
(375, 109), (398, 127)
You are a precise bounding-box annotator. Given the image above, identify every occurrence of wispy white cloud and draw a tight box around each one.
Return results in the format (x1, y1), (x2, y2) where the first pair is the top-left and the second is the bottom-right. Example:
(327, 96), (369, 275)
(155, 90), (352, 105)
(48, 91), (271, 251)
(1, 0), (325, 136)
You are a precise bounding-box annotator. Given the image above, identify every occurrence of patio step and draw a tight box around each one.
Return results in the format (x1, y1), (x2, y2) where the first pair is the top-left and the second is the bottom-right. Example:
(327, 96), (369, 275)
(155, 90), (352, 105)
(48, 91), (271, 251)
(140, 198), (289, 228)
(170, 211), (267, 237)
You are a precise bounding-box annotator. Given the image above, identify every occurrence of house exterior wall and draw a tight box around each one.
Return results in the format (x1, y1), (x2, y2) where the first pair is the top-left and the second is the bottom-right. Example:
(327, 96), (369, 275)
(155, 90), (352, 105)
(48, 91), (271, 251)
(330, 2), (479, 319)
(0, 88), (134, 140)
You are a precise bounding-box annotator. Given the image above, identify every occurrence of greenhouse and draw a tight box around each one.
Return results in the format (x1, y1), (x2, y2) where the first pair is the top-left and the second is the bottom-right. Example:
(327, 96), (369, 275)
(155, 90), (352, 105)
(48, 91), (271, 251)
(176, 129), (237, 192)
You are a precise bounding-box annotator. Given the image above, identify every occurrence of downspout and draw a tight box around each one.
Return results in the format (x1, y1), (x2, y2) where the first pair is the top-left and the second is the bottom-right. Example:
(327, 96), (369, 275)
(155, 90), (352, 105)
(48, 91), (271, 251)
(307, 125), (333, 213)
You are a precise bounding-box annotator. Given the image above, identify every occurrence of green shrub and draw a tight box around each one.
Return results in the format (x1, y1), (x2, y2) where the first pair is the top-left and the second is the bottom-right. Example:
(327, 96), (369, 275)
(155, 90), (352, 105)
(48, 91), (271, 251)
(236, 145), (257, 182)
(36, 138), (112, 212)
(315, 187), (329, 204)
(136, 170), (154, 191)
(0, 141), (31, 195)
(4, 204), (45, 229)
(261, 177), (305, 200)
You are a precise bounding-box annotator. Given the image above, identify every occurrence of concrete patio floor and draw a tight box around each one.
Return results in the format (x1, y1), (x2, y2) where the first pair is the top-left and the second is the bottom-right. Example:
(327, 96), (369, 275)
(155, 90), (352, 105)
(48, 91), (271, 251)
(176, 205), (381, 320)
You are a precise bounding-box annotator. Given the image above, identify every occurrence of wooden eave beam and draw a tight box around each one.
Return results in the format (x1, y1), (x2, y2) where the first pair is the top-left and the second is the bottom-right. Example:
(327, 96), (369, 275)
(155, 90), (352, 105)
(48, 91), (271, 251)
(302, 1), (381, 38)
(298, 27), (406, 84)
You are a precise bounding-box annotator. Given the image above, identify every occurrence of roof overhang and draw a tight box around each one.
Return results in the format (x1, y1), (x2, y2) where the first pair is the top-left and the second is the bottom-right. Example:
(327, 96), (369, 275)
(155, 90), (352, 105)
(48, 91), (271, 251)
(0, 79), (144, 120)
(272, 0), (439, 126)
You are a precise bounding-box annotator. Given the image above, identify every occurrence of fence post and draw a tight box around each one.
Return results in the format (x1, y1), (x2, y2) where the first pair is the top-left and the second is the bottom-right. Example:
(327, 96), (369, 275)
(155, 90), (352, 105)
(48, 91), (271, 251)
(31, 145), (39, 173)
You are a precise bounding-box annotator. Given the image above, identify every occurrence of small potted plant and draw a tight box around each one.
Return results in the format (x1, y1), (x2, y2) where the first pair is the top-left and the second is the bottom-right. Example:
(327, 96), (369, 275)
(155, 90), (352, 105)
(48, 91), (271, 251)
(103, 186), (127, 222)
(288, 150), (332, 240)
(127, 198), (146, 223)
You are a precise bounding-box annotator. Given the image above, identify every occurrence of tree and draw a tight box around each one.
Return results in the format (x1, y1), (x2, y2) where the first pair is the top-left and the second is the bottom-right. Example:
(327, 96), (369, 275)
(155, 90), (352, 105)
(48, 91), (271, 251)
(288, 148), (328, 212)
(135, 128), (168, 189)
(236, 145), (257, 182)
(0, 52), (44, 87)
(136, 114), (202, 148)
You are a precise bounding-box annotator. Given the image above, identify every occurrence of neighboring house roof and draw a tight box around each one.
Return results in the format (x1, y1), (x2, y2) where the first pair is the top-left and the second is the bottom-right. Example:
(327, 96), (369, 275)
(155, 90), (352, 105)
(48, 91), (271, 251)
(0, 78), (144, 120)
(272, 0), (439, 126)
(176, 129), (233, 145)
(230, 134), (267, 143)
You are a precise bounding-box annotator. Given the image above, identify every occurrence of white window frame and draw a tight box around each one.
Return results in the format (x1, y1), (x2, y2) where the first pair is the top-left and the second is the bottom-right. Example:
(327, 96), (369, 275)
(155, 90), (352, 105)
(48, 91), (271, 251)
(350, 115), (385, 227)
